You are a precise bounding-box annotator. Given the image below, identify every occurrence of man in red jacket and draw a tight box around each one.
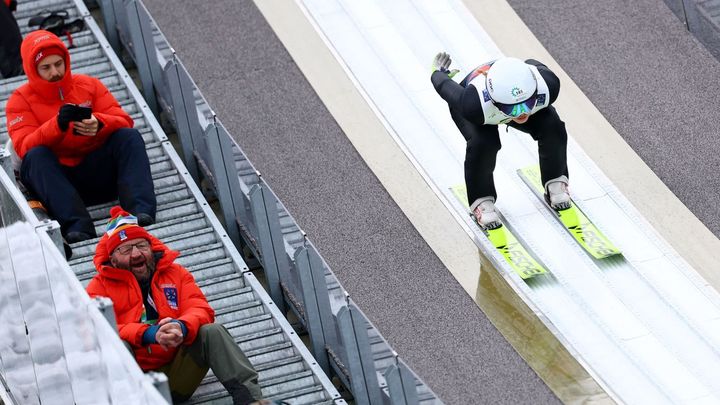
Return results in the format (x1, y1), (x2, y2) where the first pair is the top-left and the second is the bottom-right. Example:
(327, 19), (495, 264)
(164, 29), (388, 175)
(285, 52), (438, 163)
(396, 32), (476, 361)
(5, 30), (156, 243)
(87, 206), (264, 404)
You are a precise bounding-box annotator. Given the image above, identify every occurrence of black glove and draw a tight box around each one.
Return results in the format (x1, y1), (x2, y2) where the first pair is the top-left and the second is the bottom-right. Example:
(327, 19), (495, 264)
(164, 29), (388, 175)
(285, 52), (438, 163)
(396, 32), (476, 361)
(57, 104), (75, 131)
(9, 0), (17, 12)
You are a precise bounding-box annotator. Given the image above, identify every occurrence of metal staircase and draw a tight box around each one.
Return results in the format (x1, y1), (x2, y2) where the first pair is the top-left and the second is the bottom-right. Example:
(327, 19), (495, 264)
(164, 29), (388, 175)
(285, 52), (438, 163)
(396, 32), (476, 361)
(0, 0), (341, 403)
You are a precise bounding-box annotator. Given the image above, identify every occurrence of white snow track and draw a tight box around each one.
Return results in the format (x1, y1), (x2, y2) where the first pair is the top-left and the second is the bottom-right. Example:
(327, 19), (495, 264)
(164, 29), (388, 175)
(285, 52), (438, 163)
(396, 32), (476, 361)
(295, 0), (720, 403)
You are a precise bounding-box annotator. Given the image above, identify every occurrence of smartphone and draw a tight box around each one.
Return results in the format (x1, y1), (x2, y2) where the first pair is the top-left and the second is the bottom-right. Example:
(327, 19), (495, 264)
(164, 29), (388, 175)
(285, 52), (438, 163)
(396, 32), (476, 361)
(65, 104), (92, 121)
(65, 104), (93, 135)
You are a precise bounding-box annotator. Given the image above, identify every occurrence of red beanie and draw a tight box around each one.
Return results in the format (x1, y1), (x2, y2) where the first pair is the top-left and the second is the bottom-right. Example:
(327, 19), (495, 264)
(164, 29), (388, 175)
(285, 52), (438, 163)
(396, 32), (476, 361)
(34, 46), (65, 66)
(104, 206), (152, 254)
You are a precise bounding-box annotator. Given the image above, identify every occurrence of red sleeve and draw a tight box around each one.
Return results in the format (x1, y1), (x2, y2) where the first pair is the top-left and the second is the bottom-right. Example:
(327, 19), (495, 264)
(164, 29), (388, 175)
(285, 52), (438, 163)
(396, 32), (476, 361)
(86, 276), (149, 347)
(6, 92), (67, 158)
(117, 321), (149, 347)
(90, 77), (134, 136)
(85, 275), (107, 299)
(176, 266), (215, 344)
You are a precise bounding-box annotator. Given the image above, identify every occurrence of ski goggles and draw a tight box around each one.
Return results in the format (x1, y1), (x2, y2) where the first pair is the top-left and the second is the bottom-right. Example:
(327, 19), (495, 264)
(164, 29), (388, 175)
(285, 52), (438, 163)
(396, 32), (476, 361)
(493, 94), (538, 118)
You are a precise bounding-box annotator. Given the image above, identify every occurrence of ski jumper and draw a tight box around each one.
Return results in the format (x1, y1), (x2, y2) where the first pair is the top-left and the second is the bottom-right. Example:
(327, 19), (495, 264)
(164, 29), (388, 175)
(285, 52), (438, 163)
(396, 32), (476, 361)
(431, 59), (568, 205)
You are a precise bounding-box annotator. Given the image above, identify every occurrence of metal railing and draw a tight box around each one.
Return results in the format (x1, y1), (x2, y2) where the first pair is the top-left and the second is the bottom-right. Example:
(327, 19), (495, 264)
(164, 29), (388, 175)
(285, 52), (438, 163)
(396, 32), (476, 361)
(98, 0), (442, 403)
(664, 0), (720, 59)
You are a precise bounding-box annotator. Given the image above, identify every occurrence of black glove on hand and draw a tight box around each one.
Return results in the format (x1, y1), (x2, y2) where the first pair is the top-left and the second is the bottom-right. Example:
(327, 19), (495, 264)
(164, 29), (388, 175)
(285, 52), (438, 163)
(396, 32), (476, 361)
(57, 104), (75, 131)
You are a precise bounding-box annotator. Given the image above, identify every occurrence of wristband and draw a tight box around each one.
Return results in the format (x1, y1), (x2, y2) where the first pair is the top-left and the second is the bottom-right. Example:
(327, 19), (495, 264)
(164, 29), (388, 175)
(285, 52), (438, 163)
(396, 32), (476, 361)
(142, 325), (159, 345)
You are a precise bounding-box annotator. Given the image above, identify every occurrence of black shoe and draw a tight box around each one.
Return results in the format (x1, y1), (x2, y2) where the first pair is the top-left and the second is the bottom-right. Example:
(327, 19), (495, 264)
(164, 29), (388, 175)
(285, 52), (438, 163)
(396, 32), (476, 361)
(136, 213), (155, 227)
(220, 379), (256, 405)
(65, 231), (93, 244)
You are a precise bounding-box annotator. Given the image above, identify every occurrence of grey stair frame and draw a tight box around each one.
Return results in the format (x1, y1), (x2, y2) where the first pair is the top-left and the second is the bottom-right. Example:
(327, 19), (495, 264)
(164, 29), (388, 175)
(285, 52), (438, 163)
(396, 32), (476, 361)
(101, 0), (443, 403)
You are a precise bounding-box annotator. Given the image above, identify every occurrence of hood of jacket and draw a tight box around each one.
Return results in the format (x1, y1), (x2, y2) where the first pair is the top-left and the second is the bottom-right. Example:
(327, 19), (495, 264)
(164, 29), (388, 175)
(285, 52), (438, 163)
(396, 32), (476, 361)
(20, 30), (74, 102)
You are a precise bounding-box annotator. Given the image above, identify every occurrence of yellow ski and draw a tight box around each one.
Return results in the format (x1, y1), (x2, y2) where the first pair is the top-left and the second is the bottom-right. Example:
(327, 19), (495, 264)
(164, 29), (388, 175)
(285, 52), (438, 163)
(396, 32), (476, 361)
(451, 184), (547, 279)
(517, 165), (621, 260)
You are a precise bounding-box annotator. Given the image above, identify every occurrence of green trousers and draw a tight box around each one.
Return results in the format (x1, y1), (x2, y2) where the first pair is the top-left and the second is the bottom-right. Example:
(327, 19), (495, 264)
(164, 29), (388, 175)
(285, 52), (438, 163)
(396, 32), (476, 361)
(127, 323), (262, 403)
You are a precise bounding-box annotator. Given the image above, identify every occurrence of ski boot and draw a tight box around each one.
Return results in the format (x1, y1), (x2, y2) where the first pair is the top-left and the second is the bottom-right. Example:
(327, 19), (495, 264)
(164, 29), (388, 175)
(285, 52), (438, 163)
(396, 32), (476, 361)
(470, 196), (502, 230)
(544, 176), (571, 211)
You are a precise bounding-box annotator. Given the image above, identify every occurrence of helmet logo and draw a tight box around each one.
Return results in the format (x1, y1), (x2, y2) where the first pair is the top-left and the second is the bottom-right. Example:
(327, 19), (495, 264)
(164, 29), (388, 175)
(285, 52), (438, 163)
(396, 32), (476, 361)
(487, 78), (494, 91)
(511, 87), (524, 98)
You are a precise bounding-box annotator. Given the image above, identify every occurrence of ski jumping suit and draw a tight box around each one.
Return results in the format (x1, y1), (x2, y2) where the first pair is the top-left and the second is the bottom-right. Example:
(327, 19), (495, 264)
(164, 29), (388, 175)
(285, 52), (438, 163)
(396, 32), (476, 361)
(431, 59), (568, 205)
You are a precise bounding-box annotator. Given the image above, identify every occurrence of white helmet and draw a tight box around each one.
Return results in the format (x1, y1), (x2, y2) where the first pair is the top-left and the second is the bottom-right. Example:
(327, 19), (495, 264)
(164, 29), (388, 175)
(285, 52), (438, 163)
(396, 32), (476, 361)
(486, 57), (536, 104)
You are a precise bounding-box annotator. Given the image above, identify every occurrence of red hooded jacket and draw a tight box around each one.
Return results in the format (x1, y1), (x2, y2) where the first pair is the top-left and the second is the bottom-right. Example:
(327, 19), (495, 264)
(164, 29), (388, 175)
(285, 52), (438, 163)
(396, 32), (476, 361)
(5, 30), (133, 166)
(87, 232), (215, 371)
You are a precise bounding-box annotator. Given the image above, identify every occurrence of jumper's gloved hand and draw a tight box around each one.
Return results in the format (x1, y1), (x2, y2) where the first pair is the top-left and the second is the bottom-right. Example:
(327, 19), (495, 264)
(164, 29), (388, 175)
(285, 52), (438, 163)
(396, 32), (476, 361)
(57, 104), (75, 131)
(431, 52), (459, 79)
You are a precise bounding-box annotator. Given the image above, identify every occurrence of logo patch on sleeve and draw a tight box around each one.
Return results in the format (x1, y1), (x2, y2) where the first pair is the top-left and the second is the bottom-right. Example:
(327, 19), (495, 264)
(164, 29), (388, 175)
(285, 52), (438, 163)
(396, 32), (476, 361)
(8, 115), (23, 127)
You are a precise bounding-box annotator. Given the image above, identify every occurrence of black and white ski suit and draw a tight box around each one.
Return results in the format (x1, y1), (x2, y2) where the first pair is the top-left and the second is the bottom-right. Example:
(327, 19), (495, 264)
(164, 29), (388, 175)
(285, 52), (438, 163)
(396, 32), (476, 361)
(431, 59), (568, 205)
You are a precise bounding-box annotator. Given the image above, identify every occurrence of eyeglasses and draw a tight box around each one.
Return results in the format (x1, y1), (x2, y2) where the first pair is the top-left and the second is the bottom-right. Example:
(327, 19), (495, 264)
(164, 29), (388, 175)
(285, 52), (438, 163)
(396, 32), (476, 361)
(114, 240), (151, 255)
(494, 94), (538, 118)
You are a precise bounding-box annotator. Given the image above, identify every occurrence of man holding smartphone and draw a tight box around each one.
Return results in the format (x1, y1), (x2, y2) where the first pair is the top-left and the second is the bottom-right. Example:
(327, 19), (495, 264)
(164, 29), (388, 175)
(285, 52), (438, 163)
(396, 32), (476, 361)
(5, 30), (156, 243)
